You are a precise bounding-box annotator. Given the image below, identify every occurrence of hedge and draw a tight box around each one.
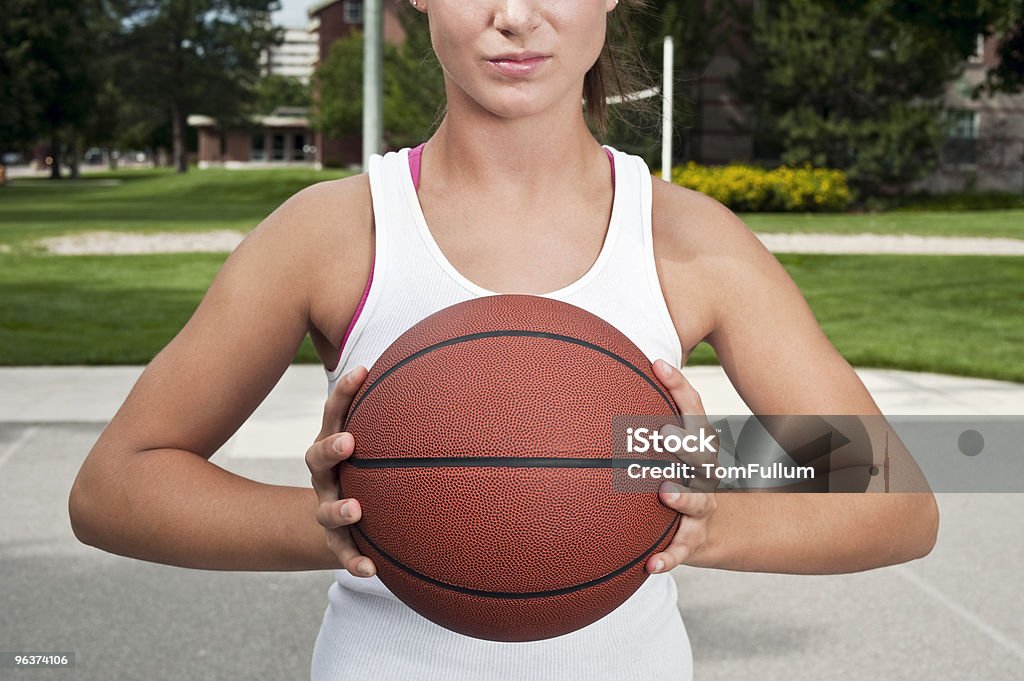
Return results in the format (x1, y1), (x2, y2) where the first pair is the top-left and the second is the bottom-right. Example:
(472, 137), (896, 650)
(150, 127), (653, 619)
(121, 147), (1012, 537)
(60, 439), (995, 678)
(669, 162), (851, 212)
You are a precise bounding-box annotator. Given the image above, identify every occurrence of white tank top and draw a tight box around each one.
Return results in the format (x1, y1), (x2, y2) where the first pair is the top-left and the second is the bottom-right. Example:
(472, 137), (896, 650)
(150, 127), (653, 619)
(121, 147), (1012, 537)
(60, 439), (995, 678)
(313, 146), (692, 680)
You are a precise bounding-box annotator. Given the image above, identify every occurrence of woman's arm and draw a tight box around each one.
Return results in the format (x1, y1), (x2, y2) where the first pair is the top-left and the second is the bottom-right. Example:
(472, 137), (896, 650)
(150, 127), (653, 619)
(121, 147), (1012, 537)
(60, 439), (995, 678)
(652, 182), (939, 574)
(68, 177), (372, 571)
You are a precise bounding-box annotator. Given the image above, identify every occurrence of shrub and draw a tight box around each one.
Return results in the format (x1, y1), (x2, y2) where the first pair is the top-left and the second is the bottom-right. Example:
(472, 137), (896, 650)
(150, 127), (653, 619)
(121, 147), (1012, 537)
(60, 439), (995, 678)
(669, 162), (851, 212)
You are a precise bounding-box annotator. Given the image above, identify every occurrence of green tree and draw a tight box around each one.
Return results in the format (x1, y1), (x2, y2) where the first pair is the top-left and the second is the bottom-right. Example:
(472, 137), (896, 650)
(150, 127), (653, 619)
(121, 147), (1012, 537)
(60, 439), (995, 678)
(733, 0), (986, 198)
(876, 1), (1024, 95)
(986, 21), (1024, 94)
(0, 0), (108, 180)
(114, 0), (281, 173)
(311, 20), (444, 155)
(617, 0), (739, 165)
(254, 74), (310, 115)
(977, 1), (1024, 95)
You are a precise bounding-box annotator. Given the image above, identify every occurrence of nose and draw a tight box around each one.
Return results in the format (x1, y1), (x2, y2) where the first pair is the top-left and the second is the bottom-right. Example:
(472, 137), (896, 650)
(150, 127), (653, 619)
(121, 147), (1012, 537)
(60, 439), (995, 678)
(493, 0), (542, 36)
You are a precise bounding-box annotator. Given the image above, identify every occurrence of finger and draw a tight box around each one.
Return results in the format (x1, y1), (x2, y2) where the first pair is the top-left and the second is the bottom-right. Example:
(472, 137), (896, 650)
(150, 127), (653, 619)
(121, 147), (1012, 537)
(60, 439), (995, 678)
(316, 497), (363, 530)
(657, 423), (720, 492)
(654, 359), (707, 418)
(684, 471), (720, 493)
(646, 517), (706, 573)
(307, 432), (354, 499)
(343, 554), (377, 578)
(658, 423), (717, 468)
(324, 530), (377, 577)
(319, 366), (368, 441)
(659, 482), (716, 519)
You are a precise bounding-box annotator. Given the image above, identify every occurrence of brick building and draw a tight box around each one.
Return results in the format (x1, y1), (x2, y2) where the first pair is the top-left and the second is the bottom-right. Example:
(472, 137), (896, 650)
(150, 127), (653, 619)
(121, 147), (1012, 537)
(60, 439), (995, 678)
(307, 0), (407, 168)
(188, 107), (315, 169)
(187, 0), (406, 170)
(927, 35), (1024, 192)
(692, 14), (1024, 191)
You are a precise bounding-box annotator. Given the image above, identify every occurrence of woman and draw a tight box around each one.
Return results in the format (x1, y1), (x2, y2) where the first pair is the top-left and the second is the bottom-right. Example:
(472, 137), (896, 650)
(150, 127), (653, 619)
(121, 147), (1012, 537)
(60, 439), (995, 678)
(69, 1), (938, 679)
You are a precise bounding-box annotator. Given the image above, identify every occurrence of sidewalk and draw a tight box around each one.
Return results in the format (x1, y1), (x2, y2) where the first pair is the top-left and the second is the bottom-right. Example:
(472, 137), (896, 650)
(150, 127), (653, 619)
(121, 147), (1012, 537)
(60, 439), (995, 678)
(26, 229), (1024, 256)
(1, 365), (1021, 460)
(757, 231), (1024, 255)
(1, 364), (1021, 680)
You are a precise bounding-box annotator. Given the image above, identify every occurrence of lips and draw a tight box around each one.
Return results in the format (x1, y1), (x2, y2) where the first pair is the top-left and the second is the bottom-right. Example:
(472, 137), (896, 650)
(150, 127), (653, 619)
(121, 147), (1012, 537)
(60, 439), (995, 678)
(486, 54), (550, 77)
(488, 51), (549, 62)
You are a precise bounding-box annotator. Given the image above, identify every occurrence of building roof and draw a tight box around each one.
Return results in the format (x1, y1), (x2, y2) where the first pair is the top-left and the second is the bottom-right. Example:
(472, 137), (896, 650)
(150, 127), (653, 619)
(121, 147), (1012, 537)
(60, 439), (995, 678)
(186, 110), (310, 129)
(307, 0), (343, 18)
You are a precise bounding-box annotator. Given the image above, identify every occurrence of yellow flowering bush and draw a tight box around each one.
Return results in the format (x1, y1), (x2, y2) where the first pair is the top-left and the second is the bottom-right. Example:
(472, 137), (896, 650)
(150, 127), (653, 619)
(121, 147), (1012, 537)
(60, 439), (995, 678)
(669, 162), (850, 212)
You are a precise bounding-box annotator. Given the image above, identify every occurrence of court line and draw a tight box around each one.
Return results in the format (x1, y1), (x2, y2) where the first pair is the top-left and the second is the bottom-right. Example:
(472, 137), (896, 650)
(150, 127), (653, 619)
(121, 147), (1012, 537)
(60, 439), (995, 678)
(893, 565), (1024, 662)
(0, 426), (38, 471)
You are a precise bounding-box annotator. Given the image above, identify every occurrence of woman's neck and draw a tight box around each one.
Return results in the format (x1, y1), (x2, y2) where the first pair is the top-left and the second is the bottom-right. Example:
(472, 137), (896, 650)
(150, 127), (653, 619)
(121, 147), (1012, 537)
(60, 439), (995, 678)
(423, 95), (608, 199)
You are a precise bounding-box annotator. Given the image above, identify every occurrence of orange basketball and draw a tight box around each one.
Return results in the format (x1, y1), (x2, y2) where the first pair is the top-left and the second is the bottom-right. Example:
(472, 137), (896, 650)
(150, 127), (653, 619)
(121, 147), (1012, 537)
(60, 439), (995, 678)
(339, 294), (679, 641)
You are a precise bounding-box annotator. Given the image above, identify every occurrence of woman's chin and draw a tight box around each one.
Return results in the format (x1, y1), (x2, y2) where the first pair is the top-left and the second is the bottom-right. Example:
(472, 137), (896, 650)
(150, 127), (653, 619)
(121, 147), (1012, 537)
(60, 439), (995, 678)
(475, 93), (567, 123)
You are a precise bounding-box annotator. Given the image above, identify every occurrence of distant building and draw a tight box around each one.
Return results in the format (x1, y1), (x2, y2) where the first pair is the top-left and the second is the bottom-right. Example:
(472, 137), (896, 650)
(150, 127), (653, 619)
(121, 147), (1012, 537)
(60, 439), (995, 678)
(187, 0), (407, 170)
(261, 27), (318, 83)
(926, 34), (1024, 192)
(695, 14), (1024, 192)
(307, 0), (407, 168)
(187, 107), (315, 168)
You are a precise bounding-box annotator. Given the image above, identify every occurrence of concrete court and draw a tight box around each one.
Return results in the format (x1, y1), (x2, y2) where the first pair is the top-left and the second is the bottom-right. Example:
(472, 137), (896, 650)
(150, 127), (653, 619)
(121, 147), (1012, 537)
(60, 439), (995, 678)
(1, 365), (1022, 680)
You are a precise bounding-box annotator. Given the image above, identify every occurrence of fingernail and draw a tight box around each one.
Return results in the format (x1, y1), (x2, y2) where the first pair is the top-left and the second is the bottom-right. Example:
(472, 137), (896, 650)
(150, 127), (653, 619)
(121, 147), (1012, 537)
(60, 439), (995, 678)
(332, 436), (345, 453)
(653, 558), (665, 573)
(661, 481), (683, 502)
(339, 500), (350, 518)
(358, 560), (373, 576)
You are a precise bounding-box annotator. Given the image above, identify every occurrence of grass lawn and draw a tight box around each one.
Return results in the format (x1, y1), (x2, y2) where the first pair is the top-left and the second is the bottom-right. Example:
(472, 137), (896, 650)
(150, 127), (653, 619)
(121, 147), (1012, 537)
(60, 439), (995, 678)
(1, 168), (1022, 247)
(0, 167), (350, 247)
(1, 252), (1021, 382)
(741, 210), (1024, 239)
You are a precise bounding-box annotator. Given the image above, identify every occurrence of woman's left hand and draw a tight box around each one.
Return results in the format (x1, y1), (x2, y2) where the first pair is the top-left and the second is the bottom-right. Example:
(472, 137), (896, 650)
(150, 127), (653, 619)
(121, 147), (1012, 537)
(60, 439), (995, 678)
(646, 358), (720, 574)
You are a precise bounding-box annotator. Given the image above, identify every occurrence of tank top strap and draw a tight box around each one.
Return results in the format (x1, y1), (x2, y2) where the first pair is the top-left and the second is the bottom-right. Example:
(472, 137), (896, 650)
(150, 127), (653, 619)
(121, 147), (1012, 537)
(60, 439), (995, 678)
(326, 148), (479, 394)
(558, 147), (682, 368)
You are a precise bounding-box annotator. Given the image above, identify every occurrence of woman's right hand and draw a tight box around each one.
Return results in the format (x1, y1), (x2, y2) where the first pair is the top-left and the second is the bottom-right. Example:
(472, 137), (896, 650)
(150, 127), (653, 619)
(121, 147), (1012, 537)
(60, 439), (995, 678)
(306, 366), (377, 577)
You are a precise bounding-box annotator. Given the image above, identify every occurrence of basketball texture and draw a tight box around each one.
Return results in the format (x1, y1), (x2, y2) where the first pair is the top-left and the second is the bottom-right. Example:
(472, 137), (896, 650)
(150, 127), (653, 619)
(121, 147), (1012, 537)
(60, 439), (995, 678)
(339, 294), (680, 642)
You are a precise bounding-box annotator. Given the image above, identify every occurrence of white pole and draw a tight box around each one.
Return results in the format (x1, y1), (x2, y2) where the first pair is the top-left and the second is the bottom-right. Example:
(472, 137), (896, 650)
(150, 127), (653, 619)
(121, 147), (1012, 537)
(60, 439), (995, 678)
(362, 0), (383, 171)
(661, 36), (674, 181)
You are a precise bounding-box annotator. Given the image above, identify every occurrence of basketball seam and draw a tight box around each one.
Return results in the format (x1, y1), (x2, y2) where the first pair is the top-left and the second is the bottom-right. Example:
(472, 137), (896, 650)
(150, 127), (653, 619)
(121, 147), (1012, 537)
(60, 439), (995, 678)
(344, 330), (679, 425)
(352, 514), (680, 600)
(344, 456), (680, 469)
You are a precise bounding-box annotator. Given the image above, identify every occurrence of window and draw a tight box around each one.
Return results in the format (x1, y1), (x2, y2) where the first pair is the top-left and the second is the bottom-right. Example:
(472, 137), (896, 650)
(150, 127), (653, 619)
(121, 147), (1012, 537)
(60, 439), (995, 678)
(251, 134), (266, 162)
(272, 133), (285, 161)
(943, 110), (980, 165)
(292, 133), (306, 161)
(969, 34), (985, 63)
(948, 110), (980, 140)
(343, 0), (363, 24)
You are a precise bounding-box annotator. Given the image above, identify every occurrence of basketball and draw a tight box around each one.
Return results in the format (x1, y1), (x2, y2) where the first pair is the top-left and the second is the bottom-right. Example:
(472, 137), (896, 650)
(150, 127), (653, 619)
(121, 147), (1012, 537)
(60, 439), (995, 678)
(339, 294), (680, 642)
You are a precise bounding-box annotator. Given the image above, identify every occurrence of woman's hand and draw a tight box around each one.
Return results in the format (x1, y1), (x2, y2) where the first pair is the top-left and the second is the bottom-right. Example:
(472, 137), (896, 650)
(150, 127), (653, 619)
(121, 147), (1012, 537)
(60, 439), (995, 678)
(305, 366), (377, 577)
(646, 359), (720, 574)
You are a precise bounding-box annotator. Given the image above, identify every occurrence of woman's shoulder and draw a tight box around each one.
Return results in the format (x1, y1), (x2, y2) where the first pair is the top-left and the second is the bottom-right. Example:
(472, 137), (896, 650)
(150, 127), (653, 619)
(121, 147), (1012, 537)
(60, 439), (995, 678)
(274, 172), (376, 324)
(649, 176), (787, 354)
(650, 177), (765, 259)
(248, 172), (374, 273)
(275, 172), (373, 242)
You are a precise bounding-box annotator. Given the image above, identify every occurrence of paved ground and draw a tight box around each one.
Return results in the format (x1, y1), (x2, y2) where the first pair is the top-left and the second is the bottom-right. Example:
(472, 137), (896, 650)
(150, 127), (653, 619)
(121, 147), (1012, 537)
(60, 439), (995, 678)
(1, 365), (1022, 680)
(24, 229), (1024, 256)
(756, 231), (1024, 255)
